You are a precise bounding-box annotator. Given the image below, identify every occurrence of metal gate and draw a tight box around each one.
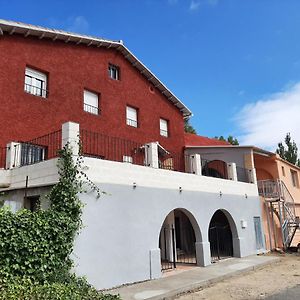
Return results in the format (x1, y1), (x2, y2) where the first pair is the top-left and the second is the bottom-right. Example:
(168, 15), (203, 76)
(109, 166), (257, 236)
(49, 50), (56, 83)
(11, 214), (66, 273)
(160, 225), (197, 271)
(209, 224), (233, 262)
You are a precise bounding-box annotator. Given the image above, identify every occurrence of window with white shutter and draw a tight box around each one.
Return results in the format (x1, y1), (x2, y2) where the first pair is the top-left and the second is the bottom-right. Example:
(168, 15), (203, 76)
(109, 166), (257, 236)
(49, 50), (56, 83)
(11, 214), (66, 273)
(126, 106), (138, 127)
(24, 67), (47, 98)
(84, 90), (99, 115)
(160, 118), (168, 137)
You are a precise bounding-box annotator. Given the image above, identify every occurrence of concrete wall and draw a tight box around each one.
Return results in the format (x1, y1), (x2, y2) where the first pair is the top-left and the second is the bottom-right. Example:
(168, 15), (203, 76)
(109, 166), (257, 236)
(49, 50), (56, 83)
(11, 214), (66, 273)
(185, 147), (254, 169)
(72, 157), (264, 289)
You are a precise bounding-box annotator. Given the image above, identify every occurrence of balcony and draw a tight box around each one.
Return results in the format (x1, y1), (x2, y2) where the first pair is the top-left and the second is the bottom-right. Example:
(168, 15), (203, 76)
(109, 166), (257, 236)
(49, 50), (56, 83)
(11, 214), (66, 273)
(0, 122), (256, 185)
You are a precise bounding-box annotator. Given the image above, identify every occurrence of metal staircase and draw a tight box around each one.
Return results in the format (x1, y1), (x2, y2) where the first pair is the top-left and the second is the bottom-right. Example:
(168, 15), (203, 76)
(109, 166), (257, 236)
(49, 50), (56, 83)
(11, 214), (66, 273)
(258, 179), (300, 250)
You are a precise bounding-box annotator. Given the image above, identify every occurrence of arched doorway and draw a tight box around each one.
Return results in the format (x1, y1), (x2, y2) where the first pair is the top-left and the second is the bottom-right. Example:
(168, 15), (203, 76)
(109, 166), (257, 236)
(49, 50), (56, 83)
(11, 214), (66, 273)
(159, 209), (199, 271)
(209, 210), (233, 262)
(202, 160), (228, 179)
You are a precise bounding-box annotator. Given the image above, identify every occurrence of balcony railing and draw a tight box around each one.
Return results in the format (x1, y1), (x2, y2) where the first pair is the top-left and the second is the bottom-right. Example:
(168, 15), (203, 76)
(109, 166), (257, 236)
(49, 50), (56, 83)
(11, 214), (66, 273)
(24, 83), (48, 98)
(84, 103), (99, 115)
(9, 130), (62, 167)
(80, 129), (146, 166)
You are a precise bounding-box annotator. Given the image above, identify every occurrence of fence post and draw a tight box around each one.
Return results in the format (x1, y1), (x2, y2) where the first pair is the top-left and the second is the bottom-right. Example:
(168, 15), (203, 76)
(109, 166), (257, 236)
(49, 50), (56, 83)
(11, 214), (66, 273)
(62, 122), (80, 156)
(248, 168), (257, 184)
(227, 162), (237, 181)
(6, 142), (21, 169)
(188, 154), (202, 175)
(145, 142), (159, 168)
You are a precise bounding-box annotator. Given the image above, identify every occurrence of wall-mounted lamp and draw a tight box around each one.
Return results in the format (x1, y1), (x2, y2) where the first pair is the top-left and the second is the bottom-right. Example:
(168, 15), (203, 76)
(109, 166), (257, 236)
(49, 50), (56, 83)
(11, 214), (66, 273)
(133, 182), (137, 189)
(245, 193), (248, 199)
(179, 187), (183, 193)
(219, 191), (223, 197)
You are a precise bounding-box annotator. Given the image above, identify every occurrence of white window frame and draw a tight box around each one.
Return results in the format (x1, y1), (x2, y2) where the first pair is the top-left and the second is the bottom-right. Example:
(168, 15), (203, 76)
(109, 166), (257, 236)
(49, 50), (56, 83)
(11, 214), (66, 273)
(160, 118), (169, 137)
(24, 67), (47, 98)
(108, 64), (120, 80)
(123, 155), (133, 164)
(83, 90), (99, 115)
(126, 106), (138, 127)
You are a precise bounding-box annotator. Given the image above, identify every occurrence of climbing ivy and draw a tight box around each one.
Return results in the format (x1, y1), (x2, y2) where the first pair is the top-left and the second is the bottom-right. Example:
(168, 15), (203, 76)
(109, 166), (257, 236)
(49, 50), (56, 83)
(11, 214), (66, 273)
(0, 143), (115, 299)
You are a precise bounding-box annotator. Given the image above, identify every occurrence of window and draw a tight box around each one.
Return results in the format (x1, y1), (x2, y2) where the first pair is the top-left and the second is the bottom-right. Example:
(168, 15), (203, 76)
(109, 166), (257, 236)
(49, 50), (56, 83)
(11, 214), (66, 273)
(126, 106), (138, 127)
(24, 67), (47, 98)
(84, 90), (99, 115)
(108, 64), (120, 80)
(20, 143), (45, 166)
(282, 166), (286, 177)
(291, 170), (299, 188)
(160, 118), (168, 137)
(24, 195), (40, 212)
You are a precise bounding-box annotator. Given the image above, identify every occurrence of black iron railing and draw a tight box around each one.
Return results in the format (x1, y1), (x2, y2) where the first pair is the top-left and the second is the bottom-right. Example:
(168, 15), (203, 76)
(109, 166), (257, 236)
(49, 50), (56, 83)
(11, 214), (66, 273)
(24, 83), (48, 98)
(159, 153), (185, 172)
(84, 103), (99, 115)
(15, 130), (62, 167)
(201, 158), (228, 179)
(80, 129), (146, 166)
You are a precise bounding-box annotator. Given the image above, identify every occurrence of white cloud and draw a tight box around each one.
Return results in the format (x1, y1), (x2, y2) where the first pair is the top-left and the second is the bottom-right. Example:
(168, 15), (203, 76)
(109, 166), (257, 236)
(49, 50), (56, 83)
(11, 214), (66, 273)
(235, 82), (300, 150)
(67, 16), (89, 33)
(189, 0), (201, 11)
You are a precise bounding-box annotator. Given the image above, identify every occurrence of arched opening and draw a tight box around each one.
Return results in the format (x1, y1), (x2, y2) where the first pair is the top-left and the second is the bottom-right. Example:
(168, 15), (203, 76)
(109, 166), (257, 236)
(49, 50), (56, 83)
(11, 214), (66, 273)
(159, 209), (200, 271)
(209, 210), (233, 262)
(202, 160), (228, 179)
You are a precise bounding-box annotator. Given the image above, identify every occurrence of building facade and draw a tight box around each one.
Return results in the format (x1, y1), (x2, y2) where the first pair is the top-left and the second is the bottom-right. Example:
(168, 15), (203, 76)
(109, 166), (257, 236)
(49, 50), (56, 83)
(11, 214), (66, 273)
(0, 20), (265, 289)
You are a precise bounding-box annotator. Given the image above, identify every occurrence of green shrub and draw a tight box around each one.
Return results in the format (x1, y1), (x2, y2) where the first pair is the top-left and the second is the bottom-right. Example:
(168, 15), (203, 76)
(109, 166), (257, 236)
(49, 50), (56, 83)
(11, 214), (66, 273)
(0, 276), (120, 300)
(0, 143), (112, 298)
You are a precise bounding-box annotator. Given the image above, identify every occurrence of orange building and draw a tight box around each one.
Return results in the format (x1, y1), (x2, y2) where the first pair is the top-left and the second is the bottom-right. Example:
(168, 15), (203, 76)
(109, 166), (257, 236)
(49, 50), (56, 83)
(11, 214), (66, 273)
(254, 148), (300, 250)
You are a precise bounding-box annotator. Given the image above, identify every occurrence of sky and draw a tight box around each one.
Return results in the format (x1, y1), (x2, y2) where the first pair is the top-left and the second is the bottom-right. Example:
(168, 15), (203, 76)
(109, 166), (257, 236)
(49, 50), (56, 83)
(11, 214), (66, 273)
(1, 0), (300, 150)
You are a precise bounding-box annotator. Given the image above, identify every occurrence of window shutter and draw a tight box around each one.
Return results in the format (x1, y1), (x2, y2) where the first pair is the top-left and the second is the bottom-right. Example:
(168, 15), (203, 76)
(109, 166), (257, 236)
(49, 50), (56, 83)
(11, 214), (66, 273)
(84, 90), (98, 108)
(126, 106), (137, 121)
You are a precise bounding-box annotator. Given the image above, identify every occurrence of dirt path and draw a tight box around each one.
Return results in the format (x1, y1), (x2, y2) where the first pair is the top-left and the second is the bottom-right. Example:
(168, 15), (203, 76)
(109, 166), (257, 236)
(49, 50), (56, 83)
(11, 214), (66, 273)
(176, 253), (300, 300)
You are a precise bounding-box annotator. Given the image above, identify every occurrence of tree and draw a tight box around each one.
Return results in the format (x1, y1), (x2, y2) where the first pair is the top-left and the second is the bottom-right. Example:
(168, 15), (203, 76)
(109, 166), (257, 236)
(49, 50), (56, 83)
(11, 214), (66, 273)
(276, 133), (300, 166)
(184, 119), (197, 134)
(215, 135), (239, 145)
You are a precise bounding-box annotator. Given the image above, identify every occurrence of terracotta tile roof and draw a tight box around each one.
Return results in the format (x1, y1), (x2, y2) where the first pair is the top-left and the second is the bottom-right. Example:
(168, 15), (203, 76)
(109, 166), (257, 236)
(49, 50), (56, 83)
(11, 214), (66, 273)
(184, 133), (230, 147)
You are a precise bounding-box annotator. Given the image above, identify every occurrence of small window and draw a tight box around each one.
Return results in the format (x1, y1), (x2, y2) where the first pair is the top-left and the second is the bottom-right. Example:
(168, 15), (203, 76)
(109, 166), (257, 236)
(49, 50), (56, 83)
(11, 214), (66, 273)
(24, 195), (40, 212)
(84, 90), (99, 115)
(123, 156), (133, 163)
(282, 166), (286, 176)
(24, 67), (47, 98)
(126, 106), (138, 127)
(160, 118), (169, 137)
(108, 64), (120, 80)
(291, 170), (299, 188)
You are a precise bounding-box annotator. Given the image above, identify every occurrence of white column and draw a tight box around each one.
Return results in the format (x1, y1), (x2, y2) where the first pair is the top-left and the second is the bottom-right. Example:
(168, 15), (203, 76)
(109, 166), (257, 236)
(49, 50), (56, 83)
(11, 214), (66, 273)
(62, 122), (80, 156)
(248, 168), (257, 184)
(195, 241), (211, 266)
(145, 142), (159, 168)
(6, 142), (21, 169)
(227, 162), (238, 181)
(189, 154), (202, 175)
(149, 248), (161, 279)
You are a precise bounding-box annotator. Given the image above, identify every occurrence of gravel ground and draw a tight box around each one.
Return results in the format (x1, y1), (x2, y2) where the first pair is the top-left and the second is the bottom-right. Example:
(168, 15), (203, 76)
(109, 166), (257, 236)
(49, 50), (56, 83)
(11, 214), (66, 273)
(176, 253), (300, 300)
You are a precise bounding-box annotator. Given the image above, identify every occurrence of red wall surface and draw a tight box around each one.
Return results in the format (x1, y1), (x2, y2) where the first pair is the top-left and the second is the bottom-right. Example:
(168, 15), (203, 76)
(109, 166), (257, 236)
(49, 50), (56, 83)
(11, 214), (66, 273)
(0, 34), (185, 154)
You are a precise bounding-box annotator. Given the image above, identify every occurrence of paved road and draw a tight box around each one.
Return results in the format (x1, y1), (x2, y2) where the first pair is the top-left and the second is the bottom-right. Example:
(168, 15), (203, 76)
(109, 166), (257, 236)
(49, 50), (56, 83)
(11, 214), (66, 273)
(265, 285), (300, 300)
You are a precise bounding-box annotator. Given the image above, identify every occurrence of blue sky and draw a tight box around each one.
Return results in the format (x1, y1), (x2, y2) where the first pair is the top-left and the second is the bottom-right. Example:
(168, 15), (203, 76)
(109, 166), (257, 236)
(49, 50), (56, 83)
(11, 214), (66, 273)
(1, 0), (300, 149)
